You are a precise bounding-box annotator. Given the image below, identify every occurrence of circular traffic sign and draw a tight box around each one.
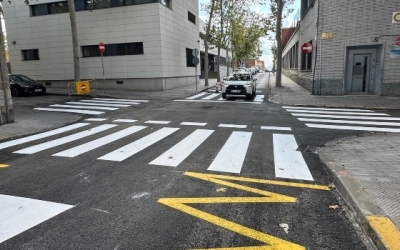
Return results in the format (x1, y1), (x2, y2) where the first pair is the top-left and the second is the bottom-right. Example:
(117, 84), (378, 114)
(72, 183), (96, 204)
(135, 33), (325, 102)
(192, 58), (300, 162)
(98, 42), (106, 53)
(192, 48), (199, 57)
(301, 42), (313, 54)
(81, 84), (86, 91)
(396, 37), (400, 46)
(192, 57), (200, 66)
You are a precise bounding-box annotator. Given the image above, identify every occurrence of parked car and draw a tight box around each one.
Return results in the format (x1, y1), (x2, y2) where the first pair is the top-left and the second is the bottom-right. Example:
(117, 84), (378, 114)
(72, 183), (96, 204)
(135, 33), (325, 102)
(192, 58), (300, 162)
(9, 74), (46, 97)
(221, 72), (256, 100)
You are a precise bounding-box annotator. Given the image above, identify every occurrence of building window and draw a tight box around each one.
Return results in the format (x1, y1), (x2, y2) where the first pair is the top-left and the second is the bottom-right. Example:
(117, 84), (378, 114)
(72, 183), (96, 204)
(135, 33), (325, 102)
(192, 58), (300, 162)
(31, 4), (49, 16)
(49, 2), (69, 14)
(188, 11), (196, 24)
(31, 1), (69, 16)
(22, 49), (40, 60)
(301, 41), (312, 70)
(186, 48), (195, 67)
(82, 42), (144, 57)
(85, 0), (110, 10)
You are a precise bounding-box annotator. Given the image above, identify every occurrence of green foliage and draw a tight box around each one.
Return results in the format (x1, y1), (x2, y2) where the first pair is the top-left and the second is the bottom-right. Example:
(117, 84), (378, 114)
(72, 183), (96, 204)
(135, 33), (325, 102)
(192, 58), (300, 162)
(202, 0), (271, 66)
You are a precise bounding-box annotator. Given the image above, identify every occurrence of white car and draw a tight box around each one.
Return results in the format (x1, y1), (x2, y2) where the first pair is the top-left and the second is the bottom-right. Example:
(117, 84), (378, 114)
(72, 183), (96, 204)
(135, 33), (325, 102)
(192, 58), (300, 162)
(221, 72), (257, 100)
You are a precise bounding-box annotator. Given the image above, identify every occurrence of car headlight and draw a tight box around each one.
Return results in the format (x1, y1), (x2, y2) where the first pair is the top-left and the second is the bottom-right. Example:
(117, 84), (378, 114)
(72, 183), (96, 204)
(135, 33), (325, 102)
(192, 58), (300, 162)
(244, 84), (251, 87)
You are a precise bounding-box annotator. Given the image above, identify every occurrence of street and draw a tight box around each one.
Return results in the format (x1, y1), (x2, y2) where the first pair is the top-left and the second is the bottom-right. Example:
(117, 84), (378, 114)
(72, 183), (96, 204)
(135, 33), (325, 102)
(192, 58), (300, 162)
(0, 73), (384, 249)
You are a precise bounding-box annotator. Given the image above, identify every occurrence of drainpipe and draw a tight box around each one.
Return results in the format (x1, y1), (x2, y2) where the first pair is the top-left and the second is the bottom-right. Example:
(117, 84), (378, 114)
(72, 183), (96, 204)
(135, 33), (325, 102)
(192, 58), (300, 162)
(318, 0), (323, 95)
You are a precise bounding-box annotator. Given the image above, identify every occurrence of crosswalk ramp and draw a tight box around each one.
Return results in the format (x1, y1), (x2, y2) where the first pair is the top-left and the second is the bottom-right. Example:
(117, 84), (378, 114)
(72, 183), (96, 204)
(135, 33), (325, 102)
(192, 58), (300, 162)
(176, 92), (265, 103)
(0, 123), (313, 181)
(34, 98), (149, 115)
(284, 106), (400, 132)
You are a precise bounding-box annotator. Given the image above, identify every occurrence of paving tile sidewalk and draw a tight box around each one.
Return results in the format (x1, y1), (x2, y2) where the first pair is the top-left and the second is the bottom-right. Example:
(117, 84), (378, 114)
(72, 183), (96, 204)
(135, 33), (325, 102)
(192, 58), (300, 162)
(268, 73), (400, 249)
(47, 78), (216, 100)
(268, 73), (400, 110)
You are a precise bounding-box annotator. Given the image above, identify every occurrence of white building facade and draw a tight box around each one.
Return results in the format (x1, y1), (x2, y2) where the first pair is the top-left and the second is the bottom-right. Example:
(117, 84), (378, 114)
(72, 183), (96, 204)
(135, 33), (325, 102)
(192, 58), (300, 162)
(198, 19), (233, 79)
(3, 0), (200, 90)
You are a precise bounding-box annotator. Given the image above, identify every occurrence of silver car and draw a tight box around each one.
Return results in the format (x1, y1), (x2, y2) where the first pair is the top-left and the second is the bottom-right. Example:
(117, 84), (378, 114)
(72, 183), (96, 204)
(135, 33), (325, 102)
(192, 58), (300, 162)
(221, 72), (257, 100)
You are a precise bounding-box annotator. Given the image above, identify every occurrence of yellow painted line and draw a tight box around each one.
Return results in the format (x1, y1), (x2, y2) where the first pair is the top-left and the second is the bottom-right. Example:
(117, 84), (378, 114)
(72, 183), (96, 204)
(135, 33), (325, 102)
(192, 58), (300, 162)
(159, 199), (304, 250)
(0, 164), (8, 168)
(185, 172), (330, 191)
(366, 216), (400, 250)
(158, 172), (330, 249)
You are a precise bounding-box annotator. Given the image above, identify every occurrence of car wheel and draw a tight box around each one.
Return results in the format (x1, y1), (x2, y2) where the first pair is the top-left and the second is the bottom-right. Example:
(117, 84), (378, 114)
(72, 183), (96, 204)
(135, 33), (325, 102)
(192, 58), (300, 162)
(39, 90), (46, 95)
(222, 93), (227, 99)
(245, 94), (253, 100)
(11, 87), (20, 97)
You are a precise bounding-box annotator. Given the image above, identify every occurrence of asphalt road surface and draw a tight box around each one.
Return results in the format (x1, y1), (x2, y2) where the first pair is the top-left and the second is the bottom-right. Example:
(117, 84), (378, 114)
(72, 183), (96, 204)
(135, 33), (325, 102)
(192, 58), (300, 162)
(0, 73), (383, 249)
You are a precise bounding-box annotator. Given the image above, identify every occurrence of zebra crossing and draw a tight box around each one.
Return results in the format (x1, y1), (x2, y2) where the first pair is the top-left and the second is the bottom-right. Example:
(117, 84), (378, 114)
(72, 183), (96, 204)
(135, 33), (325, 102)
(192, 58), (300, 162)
(284, 106), (400, 132)
(175, 92), (265, 104)
(34, 98), (149, 115)
(0, 122), (313, 181)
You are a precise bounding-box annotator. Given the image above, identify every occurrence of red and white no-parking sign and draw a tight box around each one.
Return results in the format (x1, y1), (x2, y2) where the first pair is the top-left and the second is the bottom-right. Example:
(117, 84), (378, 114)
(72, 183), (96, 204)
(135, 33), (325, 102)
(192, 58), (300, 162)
(395, 37), (400, 46)
(301, 42), (313, 54)
(81, 84), (86, 91)
(98, 42), (106, 53)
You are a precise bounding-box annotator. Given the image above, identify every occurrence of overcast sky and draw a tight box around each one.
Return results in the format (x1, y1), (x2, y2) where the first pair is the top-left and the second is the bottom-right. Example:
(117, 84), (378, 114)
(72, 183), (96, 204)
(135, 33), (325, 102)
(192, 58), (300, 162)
(198, 0), (301, 70)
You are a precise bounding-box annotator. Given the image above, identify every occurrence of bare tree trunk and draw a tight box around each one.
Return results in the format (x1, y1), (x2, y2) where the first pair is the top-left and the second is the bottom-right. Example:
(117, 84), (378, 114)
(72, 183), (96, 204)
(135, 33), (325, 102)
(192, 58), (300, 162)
(216, 0), (223, 83)
(204, 0), (217, 86)
(226, 47), (229, 76)
(68, 0), (80, 82)
(0, 10), (13, 123)
(275, 0), (283, 87)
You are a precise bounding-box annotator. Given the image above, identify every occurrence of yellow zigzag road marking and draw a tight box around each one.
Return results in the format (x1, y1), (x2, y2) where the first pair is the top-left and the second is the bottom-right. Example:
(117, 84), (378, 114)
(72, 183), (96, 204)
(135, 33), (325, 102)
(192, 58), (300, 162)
(0, 164), (8, 168)
(158, 172), (330, 250)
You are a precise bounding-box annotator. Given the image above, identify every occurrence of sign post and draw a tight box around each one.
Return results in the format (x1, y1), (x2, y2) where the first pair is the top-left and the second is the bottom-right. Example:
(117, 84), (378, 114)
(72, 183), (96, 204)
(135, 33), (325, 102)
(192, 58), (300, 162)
(192, 48), (200, 91)
(98, 42), (106, 94)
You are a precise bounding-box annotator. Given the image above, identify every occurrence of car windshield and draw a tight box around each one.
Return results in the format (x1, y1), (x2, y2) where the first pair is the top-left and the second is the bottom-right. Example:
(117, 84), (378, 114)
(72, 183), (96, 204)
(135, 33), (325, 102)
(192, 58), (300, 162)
(227, 73), (251, 81)
(10, 74), (34, 82)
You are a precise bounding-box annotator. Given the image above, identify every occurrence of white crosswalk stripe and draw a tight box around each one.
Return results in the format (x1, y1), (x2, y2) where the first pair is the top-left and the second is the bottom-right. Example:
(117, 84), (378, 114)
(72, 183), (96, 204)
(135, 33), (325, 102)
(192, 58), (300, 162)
(207, 131), (252, 174)
(181, 93), (264, 103)
(14, 124), (117, 154)
(0, 123), (89, 150)
(273, 134), (314, 181)
(50, 104), (119, 111)
(98, 127), (180, 162)
(34, 98), (149, 116)
(285, 106), (400, 132)
(0, 124), (314, 181)
(53, 126), (146, 157)
(0, 195), (73, 244)
(150, 129), (214, 167)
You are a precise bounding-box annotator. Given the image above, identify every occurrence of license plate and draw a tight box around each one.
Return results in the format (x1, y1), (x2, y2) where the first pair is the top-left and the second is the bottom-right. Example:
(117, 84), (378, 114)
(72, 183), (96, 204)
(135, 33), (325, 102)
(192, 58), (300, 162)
(34, 89), (42, 92)
(231, 90), (241, 93)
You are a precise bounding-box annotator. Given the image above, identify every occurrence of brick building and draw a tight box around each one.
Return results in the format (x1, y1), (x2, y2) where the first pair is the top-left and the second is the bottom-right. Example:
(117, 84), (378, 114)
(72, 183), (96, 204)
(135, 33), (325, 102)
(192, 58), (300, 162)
(282, 0), (400, 96)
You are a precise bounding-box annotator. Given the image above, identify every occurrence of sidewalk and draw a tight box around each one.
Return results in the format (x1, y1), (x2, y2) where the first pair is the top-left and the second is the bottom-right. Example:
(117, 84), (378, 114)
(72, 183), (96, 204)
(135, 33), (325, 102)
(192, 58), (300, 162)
(47, 78), (216, 100)
(269, 73), (400, 249)
(269, 73), (400, 110)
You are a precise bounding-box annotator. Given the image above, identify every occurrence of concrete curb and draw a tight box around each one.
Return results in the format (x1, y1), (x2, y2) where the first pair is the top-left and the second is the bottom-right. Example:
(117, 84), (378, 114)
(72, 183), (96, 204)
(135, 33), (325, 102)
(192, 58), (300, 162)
(275, 103), (400, 111)
(320, 155), (400, 250)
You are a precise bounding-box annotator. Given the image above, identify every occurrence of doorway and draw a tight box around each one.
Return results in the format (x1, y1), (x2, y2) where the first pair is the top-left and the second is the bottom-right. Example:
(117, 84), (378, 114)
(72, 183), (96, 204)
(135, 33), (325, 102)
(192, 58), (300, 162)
(350, 54), (371, 92)
(345, 46), (382, 95)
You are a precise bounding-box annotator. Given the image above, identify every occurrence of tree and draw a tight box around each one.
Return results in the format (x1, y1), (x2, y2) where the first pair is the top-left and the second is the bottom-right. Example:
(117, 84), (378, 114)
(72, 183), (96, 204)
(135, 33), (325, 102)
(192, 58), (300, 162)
(0, 6), (13, 123)
(68, 0), (80, 82)
(203, 0), (217, 87)
(209, 0), (269, 81)
(269, 0), (294, 87)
